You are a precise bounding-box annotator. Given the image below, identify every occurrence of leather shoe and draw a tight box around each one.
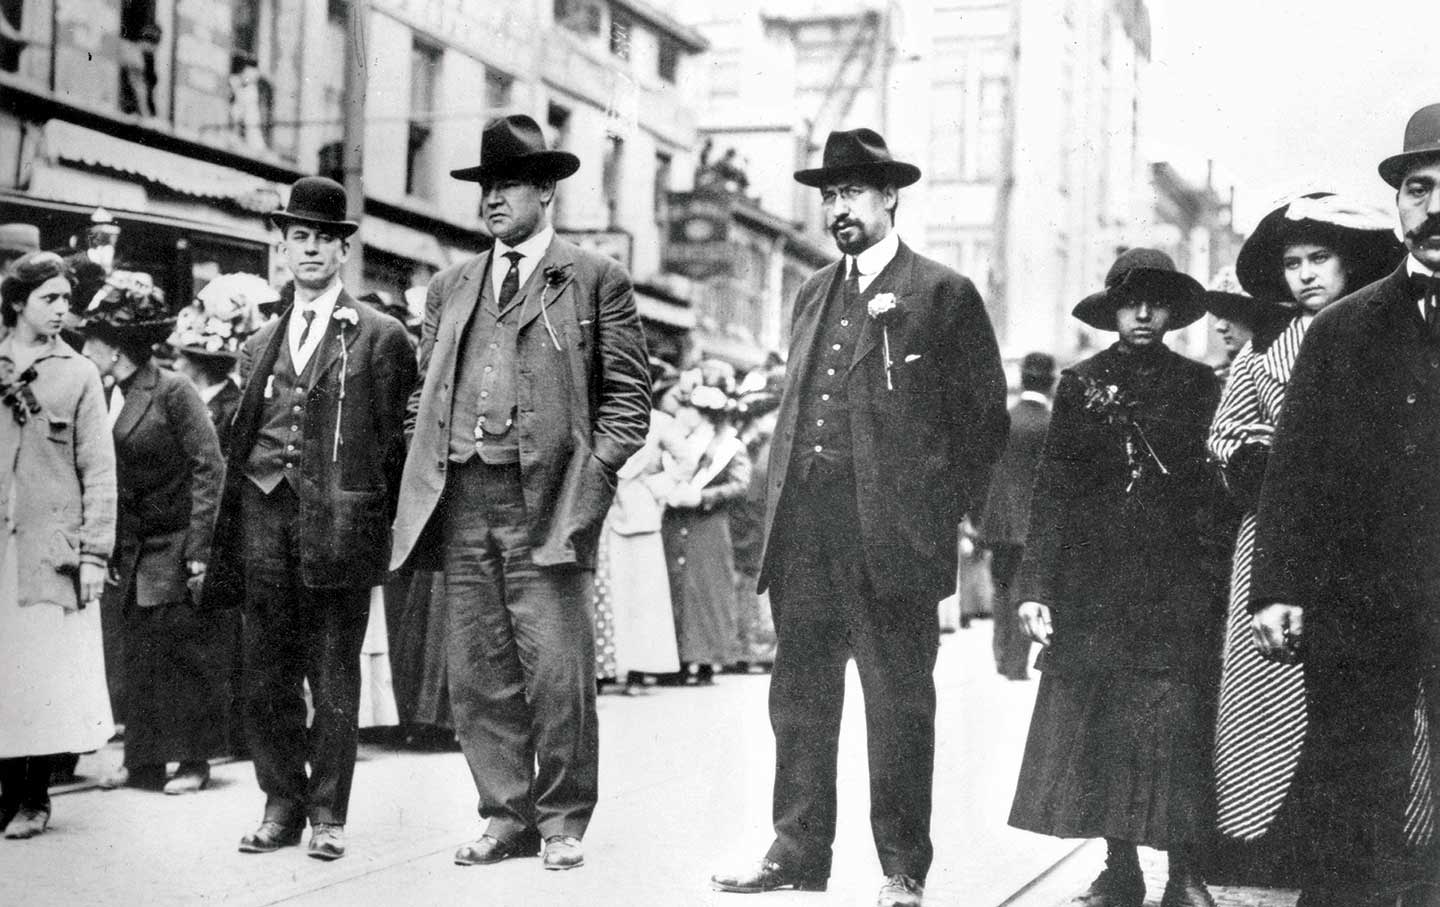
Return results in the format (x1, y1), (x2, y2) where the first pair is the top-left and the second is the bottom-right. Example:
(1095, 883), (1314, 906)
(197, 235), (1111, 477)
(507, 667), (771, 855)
(308, 823), (345, 861)
(542, 835), (584, 870)
(2, 807), (49, 839)
(163, 764), (210, 795)
(454, 831), (541, 866)
(877, 874), (925, 907)
(1067, 865), (1145, 907)
(1160, 872), (1216, 907)
(711, 858), (829, 893)
(98, 763), (166, 791)
(238, 820), (303, 853)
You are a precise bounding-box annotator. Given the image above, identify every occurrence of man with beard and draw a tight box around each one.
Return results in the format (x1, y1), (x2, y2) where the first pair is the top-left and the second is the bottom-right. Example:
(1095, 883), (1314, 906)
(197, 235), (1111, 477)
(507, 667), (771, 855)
(1250, 103), (1440, 906)
(710, 128), (1008, 907)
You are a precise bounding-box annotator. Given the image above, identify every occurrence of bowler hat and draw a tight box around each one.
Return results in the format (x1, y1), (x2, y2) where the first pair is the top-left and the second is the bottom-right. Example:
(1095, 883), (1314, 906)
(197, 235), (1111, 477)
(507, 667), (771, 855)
(1235, 193), (1402, 304)
(451, 115), (580, 184)
(268, 176), (358, 237)
(0, 224), (40, 256)
(794, 128), (921, 189)
(1020, 352), (1056, 387)
(1072, 248), (1206, 331)
(1380, 103), (1440, 188)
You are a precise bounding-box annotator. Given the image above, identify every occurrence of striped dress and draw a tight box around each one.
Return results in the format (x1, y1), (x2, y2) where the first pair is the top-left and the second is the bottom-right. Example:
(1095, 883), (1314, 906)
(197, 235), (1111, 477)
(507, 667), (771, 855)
(1209, 316), (1434, 846)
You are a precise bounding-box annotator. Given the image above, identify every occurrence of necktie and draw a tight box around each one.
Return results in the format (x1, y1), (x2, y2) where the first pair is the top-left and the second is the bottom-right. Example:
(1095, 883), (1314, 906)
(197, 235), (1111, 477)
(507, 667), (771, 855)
(845, 256), (860, 307)
(297, 309), (317, 348)
(498, 251), (523, 311)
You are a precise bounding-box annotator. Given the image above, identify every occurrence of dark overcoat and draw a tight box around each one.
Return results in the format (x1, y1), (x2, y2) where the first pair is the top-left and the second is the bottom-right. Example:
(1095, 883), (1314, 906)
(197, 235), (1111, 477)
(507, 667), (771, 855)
(206, 292), (416, 607)
(758, 240), (1009, 607)
(390, 237), (651, 572)
(107, 361), (224, 607)
(1250, 263), (1440, 878)
(205, 378), (241, 458)
(980, 396), (1051, 547)
(1015, 343), (1224, 679)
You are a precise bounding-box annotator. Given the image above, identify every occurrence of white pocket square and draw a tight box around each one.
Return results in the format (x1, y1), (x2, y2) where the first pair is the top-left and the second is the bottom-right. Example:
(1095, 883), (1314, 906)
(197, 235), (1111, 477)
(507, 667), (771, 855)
(904, 353), (923, 363)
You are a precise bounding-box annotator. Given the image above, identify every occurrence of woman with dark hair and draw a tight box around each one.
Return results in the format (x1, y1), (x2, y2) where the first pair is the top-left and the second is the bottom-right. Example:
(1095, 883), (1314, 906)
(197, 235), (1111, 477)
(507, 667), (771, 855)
(1206, 194), (1408, 883)
(661, 376), (750, 684)
(80, 271), (226, 795)
(0, 252), (116, 838)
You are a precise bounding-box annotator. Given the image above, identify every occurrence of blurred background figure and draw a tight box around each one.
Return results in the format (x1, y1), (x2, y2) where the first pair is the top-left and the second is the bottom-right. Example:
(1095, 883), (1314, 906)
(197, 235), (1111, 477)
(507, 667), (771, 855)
(171, 272), (274, 456)
(729, 365), (783, 671)
(81, 271), (226, 796)
(60, 209), (123, 335)
(0, 252), (116, 838)
(0, 223), (40, 276)
(661, 368), (749, 685)
(980, 351), (1055, 681)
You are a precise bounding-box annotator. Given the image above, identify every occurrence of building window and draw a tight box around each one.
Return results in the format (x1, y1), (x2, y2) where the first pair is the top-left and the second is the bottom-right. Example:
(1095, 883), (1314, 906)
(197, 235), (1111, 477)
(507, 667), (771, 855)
(407, 40), (441, 199)
(229, 2), (274, 151)
(929, 83), (965, 181)
(974, 73), (1007, 181)
(609, 11), (632, 59)
(657, 37), (679, 83)
(327, 0), (346, 23)
(603, 135), (624, 228)
(118, 0), (160, 117)
(544, 103), (572, 226)
(555, 0), (601, 35)
(485, 68), (513, 115)
(654, 151), (672, 224)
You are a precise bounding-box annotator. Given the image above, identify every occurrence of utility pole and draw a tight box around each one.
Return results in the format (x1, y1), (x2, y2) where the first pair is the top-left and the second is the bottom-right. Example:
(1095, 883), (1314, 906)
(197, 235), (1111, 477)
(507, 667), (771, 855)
(341, 0), (369, 291)
(989, 0), (1022, 353)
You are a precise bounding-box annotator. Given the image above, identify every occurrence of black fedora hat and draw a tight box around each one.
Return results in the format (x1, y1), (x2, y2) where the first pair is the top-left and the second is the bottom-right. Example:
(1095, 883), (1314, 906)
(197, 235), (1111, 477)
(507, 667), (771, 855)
(1072, 248), (1206, 331)
(451, 115), (580, 184)
(794, 128), (921, 189)
(1380, 103), (1440, 188)
(1235, 193), (1402, 304)
(269, 176), (358, 237)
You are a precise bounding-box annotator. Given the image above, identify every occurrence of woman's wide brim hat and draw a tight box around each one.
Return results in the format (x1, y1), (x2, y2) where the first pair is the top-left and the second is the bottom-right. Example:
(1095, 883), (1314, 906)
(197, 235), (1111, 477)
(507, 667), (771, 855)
(1235, 193), (1403, 304)
(794, 128), (921, 189)
(81, 270), (175, 346)
(170, 272), (275, 361)
(1072, 248), (1206, 331)
(451, 115), (580, 184)
(268, 176), (359, 237)
(1379, 102), (1440, 188)
(1202, 265), (1293, 330)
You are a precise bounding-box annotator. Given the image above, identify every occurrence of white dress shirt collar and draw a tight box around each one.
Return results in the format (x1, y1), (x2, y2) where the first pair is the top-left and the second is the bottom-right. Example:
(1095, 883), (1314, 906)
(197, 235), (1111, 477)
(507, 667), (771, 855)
(1020, 390), (1051, 407)
(848, 230), (900, 293)
(1408, 255), (1439, 320)
(492, 225), (555, 301)
(289, 280), (342, 373)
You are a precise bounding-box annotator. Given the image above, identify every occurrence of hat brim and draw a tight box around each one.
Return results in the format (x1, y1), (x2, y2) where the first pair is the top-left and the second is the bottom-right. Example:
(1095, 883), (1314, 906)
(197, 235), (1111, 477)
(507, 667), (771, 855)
(1236, 200), (1404, 303)
(268, 212), (359, 238)
(1072, 269), (1207, 331)
(1202, 290), (1294, 328)
(1379, 149), (1440, 189)
(175, 345), (240, 362)
(794, 160), (922, 189)
(451, 151), (581, 184)
(81, 318), (178, 347)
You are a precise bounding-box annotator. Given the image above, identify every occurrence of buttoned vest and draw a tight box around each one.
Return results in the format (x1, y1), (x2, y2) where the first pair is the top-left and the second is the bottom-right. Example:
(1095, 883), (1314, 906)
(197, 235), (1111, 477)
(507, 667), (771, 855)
(792, 264), (861, 480)
(449, 255), (523, 464)
(244, 330), (316, 493)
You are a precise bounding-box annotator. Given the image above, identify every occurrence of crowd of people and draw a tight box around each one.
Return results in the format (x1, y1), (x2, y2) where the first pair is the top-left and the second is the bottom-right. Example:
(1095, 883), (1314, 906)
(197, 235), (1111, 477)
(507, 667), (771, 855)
(0, 102), (1438, 907)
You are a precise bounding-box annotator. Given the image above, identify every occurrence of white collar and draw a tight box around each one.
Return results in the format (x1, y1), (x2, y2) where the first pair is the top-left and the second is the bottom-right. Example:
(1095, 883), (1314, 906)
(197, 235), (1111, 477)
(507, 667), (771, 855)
(494, 225), (555, 267)
(197, 380), (229, 404)
(849, 230), (900, 278)
(1407, 255), (1438, 279)
(1020, 390), (1051, 407)
(294, 280), (343, 320)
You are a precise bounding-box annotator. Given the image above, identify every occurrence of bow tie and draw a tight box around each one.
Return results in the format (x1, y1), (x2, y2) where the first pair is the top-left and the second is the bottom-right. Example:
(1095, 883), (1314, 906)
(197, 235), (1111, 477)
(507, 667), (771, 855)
(1410, 271), (1440, 336)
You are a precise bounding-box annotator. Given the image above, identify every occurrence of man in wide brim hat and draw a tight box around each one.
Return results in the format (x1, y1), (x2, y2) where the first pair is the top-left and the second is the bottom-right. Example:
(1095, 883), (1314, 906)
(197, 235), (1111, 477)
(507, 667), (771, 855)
(1072, 247), (1206, 331)
(1234, 192), (1403, 304)
(450, 114), (580, 184)
(267, 176), (358, 238)
(793, 127), (921, 189)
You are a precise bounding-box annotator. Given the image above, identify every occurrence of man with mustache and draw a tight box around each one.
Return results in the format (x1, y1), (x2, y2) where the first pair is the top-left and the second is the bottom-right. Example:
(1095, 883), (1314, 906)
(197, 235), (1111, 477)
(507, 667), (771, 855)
(1249, 103), (1440, 906)
(711, 128), (1008, 907)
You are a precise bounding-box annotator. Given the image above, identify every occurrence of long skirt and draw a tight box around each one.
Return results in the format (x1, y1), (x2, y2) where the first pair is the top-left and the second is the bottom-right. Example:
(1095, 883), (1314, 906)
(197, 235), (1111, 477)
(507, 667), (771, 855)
(602, 523), (679, 675)
(0, 534), (114, 758)
(1010, 668), (1215, 850)
(121, 596), (231, 767)
(663, 508), (737, 665)
(388, 571), (451, 729)
(357, 586), (399, 729)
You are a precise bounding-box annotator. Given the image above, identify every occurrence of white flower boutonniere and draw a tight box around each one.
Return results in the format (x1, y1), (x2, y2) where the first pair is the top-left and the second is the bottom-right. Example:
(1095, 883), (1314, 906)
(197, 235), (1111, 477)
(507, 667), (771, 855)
(866, 293), (901, 390)
(331, 306), (358, 461)
(332, 307), (359, 326)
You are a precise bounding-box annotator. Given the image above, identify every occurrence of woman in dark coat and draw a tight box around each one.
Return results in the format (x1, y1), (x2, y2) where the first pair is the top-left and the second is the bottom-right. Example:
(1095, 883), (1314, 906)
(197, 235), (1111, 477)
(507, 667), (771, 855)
(1010, 249), (1226, 907)
(80, 271), (227, 795)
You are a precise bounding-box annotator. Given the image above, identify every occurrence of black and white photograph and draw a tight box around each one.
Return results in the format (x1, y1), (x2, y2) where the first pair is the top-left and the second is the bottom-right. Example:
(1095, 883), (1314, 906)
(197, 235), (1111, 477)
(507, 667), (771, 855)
(0, 0), (1437, 904)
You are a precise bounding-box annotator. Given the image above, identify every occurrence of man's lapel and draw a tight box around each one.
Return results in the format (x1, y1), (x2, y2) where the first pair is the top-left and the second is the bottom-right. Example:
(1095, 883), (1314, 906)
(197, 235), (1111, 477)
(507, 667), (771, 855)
(517, 238), (577, 331)
(305, 292), (361, 391)
(1367, 264), (1435, 387)
(787, 261), (842, 391)
(850, 240), (914, 373)
(113, 361), (160, 442)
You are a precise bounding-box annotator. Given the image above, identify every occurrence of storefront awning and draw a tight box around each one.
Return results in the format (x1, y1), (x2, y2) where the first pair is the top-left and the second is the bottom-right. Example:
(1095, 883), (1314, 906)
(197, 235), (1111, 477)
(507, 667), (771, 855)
(635, 288), (696, 330)
(40, 121), (284, 212)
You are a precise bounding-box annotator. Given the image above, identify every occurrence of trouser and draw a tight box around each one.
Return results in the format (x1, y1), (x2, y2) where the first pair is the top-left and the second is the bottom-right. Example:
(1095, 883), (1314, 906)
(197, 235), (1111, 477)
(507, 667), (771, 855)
(241, 482), (370, 827)
(0, 755), (52, 821)
(442, 460), (598, 841)
(766, 469), (939, 881)
(989, 543), (1031, 679)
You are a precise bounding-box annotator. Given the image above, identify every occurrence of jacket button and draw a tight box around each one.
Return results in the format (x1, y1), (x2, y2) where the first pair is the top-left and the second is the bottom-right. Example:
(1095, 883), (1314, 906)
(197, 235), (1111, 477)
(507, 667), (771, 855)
(438, 418), (446, 428)
(1407, 392), (1418, 404)
(437, 460), (446, 470)
(1405, 442), (1418, 455)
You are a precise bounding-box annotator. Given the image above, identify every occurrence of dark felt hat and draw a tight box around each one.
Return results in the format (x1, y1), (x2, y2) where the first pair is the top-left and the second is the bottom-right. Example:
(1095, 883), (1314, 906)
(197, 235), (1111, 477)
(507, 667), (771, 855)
(1380, 103), (1440, 188)
(1020, 352), (1056, 386)
(269, 176), (358, 237)
(81, 270), (175, 346)
(794, 128), (921, 189)
(1235, 193), (1403, 304)
(451, 115), (580, 184)
(1072, 248), (1206, 331)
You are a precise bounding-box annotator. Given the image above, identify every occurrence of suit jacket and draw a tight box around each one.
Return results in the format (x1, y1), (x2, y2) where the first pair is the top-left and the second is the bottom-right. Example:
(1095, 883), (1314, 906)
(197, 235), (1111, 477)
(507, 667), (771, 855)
(0, 336), (115, 610)
(205, 378), (242, 458)
(206, 290), (416, 607)
(979, 396), (1050, 547)
(109, 361), (224, 607)
(390, 236), (651, 572)
(758, 240), (1009, 606)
